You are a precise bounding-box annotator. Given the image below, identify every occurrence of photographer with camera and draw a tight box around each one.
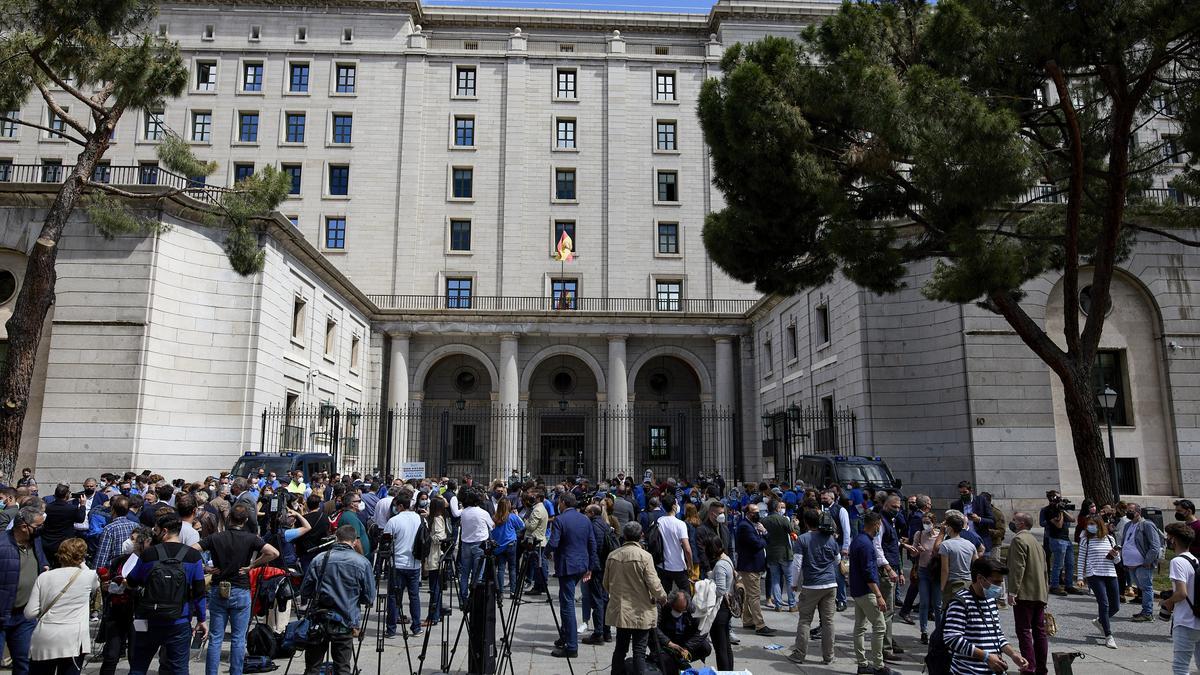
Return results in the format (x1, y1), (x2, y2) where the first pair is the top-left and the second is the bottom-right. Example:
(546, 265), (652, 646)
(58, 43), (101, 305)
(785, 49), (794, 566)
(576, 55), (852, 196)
(457, 488), (494, 605)
(1039, 490), (1079, 596)
(297, 524), (376, 674)
(383, 487), (424, 638)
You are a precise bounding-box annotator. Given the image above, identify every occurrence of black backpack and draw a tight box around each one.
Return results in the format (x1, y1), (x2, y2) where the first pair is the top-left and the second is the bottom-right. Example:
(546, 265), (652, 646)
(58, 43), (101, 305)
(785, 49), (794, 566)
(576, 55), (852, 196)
(1179, 554), (1200, 617)
(924, 598), (963, 675)
(138, 544), (188, 622)
(599, 524), (621, 570)
(646, 519), (665, 566)
(411, 517), (432, 562)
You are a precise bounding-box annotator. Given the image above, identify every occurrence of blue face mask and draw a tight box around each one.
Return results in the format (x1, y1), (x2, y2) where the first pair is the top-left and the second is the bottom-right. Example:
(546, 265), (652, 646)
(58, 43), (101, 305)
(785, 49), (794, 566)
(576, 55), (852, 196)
(983, 583), (1004, 601)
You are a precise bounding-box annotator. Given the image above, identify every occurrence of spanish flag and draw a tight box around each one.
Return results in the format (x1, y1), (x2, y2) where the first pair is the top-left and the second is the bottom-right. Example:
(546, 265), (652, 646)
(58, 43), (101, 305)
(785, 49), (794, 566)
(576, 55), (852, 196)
(554, 230), (575, 262)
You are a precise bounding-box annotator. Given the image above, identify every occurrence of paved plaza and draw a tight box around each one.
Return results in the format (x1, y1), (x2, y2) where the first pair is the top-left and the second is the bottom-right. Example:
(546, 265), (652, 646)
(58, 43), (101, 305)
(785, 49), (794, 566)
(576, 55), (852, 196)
(108, 582), (1175, 674)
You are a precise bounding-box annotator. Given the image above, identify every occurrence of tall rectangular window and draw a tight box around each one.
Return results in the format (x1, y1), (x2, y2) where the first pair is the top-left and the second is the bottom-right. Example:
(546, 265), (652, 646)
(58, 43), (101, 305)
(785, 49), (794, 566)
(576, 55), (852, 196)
(763, 339), (774, 373)
(286, 113), (306, 143)
(234, 163), (255, 182)
(238, 112), (259, 142)
(452, 168), (473, 199)
(325, 217), (346, 249)
(451, 425), (477, 460)
(282, 164), (302, 195)
(656, 121), (677, 150)
(656, 280), (682, 311)
(0, 159), (14, 182)
(196, 61), (217, 91)
(454, 117), (474, 147)
(556, 118), (576, 149)
(0, 111), (17, 138)
(332, 114), (352, 144)
(48, 108), (68, 138)
(446, 278), (472, 309)
(555, 169), (576, 200)
(552, 278), (578, 310)
(350, 334), (361, 370)
(335, 64), (356, 93)
(657, 222), (679, 254)
(554, 221), (576, 252)
(450, 219), (471, 251)
(41, 160), (62, 183)
(291, 296), (306, 340)
(328, 165), (350, 195)
(138, 161), (159, 185)
(655, 72), (676, 101)
(815, 304), (830, 345)
(289, 63), (310, 92)
(243, 62), (263, 92)
(324, 319), (337, 358)
(786, 324), (798, 360)
(143, 110), (165, 141)
(556, 69), (577, 99)
(1093, 350), (1129, 426)
(649, 426), (670, 459)
(656, 171), (678, 202)
(191, 112), (212, 142)
(455, 66), (476, 97)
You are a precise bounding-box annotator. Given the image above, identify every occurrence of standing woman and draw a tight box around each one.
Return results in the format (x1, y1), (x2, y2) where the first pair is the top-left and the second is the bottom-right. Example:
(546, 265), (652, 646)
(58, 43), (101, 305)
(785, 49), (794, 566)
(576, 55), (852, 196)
(704, 536), (736, 671)
(491, 497), (525, 597)
(912, 511), (942, 644)
(25, 538), (100, 675)
(424, 495), (449, 626)
(1076, 514), (1121, 649)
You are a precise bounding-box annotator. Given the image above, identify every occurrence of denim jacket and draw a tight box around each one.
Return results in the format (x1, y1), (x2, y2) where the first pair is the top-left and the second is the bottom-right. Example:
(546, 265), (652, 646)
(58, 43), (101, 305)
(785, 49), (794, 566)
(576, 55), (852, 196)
(299, 544), (376, 628)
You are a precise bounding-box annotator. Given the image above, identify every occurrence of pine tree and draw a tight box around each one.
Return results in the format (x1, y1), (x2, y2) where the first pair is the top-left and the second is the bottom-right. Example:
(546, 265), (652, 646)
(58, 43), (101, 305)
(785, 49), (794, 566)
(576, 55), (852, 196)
(698, 0), (1200, 505)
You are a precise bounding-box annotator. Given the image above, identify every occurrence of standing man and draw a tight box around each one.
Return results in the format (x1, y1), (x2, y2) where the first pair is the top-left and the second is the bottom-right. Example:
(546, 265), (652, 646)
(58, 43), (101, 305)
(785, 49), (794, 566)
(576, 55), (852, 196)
(1114, 503), (1162, 622)
(611, 485), (637, 529)
(696, 502), (731, 577)
(655, 496), (692, 592)
(821, 489), (851, 612)
(384, 487), (424, 638)
(457, 489), (494, 604)
(547, 492), (598, 658)
(95, 496), (135, 572)
(1040, 491), (1075, 595)
(0, 507), (48, 675)
(851, 512), (895, 675)
(944, 558), (1029, 674)
(286, 470), (308, 496)
(734, 503), (776, 637)
(42, 484), (85, 565)
(788, 509), (840, 666)
(877, 494), (905, 661)
(1173, 499), (1200, 557)
(522, 491), (550, 595)
(1007, 512), (1049, 675)
(581, 503), (613, 645)
(952, 481), (995, 552)
(762, 499), (796, 612)
(299, 525), (376, 674)
(605, 521), (668, 675)
(196, 504), (279, 675)
(1162, 522), (1200, 674)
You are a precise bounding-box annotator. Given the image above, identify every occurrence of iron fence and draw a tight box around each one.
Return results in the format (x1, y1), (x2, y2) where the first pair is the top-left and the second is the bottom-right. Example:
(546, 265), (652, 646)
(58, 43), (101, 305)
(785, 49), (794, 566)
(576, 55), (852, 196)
(761, 405), (858, 485)
(0, 163), (229, 204)
(260, 403), (740, 483)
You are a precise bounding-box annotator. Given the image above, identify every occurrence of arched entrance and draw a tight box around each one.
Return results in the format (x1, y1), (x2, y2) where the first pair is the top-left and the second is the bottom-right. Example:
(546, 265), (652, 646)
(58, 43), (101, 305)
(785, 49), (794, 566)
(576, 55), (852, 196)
(1045, 269), (1176, 496)
(418, 352), (495, 480)
(628, 354), (708, 481)
(524, 353), (600, 480)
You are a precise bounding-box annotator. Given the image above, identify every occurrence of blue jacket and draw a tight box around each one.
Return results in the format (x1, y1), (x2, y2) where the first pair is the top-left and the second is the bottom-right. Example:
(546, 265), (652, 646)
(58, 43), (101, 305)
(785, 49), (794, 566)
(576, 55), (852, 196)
(734, 517), (766, 573)
(0, 530), (47, 622)
(299, 543), (376, 629)
(548, 509), (598, 578)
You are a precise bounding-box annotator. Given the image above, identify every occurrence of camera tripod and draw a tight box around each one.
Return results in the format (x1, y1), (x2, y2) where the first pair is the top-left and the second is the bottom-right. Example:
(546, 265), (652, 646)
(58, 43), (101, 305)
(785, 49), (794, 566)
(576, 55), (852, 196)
(495, 544), (575, 675)
(408, 536), (458, 675)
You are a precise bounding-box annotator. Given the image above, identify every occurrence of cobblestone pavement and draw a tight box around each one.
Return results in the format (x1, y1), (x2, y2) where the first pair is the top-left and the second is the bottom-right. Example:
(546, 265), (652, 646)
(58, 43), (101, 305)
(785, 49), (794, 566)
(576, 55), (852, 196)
(133, 581), (1177, 674)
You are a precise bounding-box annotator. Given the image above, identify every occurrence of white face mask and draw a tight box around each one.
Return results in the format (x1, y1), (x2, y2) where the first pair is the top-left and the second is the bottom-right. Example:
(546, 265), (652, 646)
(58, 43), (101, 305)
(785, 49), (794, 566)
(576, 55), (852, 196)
(923, 523), (933, 532)
(670, 610), (684, 618)
(121, 539), (135, 555)
(716, 514), (726, 524)
(356, 501), (366, 512)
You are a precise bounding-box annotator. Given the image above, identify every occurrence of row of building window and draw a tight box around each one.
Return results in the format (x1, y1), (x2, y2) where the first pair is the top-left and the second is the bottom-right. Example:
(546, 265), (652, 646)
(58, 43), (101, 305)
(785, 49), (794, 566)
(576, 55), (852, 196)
(449, 114), (678, 152)
(761, 305), (831, 376)
(440, 218), (680, 255)
(187, 23), (354, 45)
(0, 109), (354, 146)
(453, 65), (679, 103)
(194, 60), (357, 95)
(288, 295), (362, 369)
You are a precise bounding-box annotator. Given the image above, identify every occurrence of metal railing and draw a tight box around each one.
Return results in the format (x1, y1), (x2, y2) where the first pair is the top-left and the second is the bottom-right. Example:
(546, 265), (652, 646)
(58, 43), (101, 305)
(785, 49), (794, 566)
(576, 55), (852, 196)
(0, 163), (229, 205)
(762, 405), (858, 485)
(367, 294), (758, 315)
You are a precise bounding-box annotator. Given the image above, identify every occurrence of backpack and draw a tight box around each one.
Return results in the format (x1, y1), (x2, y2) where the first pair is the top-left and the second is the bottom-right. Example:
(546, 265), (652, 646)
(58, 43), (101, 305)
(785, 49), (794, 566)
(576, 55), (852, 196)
(137, 544), (188, 622)
(923, 598), (962, 675)
(646, 519), (665, 566)
(598, 524), (621, 570)
(818, 510), (837, 537)
(411, 517), (432, 562)
(990, 504), (1007, 548)
(247, 622), (281, 658)
(1178, 553), (1200, 617)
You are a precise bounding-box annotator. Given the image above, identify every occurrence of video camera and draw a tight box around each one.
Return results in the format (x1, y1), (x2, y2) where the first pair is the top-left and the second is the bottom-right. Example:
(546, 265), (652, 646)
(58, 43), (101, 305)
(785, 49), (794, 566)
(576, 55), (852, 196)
(1055, 498), (1076, 513)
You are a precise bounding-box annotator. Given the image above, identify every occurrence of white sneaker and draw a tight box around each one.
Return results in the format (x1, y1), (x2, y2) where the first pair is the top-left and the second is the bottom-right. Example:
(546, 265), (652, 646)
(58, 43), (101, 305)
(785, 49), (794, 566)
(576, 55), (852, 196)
(1091, 618), (1103, 633)
(579, 623), (591, 635)
(1104, 635), (1118, 649)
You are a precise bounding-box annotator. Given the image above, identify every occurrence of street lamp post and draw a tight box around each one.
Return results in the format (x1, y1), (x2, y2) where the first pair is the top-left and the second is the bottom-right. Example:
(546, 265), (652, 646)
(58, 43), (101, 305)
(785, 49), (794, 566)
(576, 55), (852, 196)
(1097, 386), (1121, 501)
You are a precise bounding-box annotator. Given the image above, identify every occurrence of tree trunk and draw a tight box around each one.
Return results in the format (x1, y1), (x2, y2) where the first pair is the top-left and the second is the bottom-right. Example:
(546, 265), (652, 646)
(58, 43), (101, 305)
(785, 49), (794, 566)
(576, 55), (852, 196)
(0, 134), (106, 476)
(1058, 362), (1115, 506)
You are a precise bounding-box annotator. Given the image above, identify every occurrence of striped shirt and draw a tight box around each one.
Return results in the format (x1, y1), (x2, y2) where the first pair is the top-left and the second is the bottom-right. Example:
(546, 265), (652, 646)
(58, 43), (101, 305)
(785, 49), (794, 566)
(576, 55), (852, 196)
(1076, 534), (1118, 579)
(944, 588), (1009, 675)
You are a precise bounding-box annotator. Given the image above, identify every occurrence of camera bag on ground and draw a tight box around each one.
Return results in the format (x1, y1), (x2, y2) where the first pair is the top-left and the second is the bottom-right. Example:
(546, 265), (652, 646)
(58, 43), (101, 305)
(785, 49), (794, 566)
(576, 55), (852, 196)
(242, 655), (279, 673)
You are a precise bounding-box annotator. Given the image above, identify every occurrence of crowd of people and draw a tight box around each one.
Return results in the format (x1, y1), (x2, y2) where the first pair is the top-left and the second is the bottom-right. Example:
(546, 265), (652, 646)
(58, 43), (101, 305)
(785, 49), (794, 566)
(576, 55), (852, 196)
(0, 466), (1193, 675)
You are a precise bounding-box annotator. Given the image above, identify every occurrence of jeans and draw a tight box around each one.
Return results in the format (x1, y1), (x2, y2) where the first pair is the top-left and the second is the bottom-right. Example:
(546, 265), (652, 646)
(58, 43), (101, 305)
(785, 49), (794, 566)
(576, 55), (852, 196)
(387, 567), (422, 633)
(558, 573), (582, 651)
(582, 572), (609, 638)
(1173, 625), (1200, 675)
(1086, 575), (1120, 636)
(768, 561), (795, 608)
(206, 586), (252, 675)
(1132, 565), (1155, 616)
(427, 569), (443, 623)
(0, 614), (37, 675)
(1048, 538), (1075, 588)
(1013, 600), (1048, 675)
(459, 541), (484, 604)
(496, 546), (518, 594)
(129, 621), (191, 675)
(917, 566), (942, 634)
(611, 628), (650, 675)
(30, 658), (82, 675)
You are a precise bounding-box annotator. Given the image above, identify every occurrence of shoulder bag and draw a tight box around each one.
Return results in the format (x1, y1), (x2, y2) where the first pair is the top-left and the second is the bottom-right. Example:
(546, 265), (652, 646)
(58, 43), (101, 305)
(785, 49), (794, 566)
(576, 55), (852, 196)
(37, 567), (84, 620)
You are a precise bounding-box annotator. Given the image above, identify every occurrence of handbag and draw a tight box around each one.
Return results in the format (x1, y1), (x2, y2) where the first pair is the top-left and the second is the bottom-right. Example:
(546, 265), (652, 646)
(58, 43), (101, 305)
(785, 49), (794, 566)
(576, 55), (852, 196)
(1044, 611), (1059, 637)
(38, 568), (84, 620)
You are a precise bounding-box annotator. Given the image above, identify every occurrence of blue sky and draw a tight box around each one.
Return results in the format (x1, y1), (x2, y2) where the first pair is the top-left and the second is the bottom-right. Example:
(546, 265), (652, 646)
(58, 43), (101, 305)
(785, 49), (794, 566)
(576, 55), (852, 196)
(427, 0), (714, 12)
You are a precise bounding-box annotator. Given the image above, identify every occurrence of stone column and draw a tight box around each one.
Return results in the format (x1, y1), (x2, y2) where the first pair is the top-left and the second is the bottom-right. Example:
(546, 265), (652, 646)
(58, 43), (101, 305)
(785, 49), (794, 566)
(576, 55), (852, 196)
(714, 337), (736, 477)
(499, 335), (520, 475)
(608, 336), (631, 476)
(389, 334), (411, 470)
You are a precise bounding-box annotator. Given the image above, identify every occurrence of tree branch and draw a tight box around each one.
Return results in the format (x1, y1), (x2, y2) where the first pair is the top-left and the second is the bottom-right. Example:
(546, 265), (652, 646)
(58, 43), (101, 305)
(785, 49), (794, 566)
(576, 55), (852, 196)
(1126, 223), (1200, 248)
(27, 50), (106, 115)
(82, 181), (189, 200)
(1, 117), (85, 146)
(32, 82), (90, 138)
(1045, 60), (1085, 356)
(989, 290), (1071, 380)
